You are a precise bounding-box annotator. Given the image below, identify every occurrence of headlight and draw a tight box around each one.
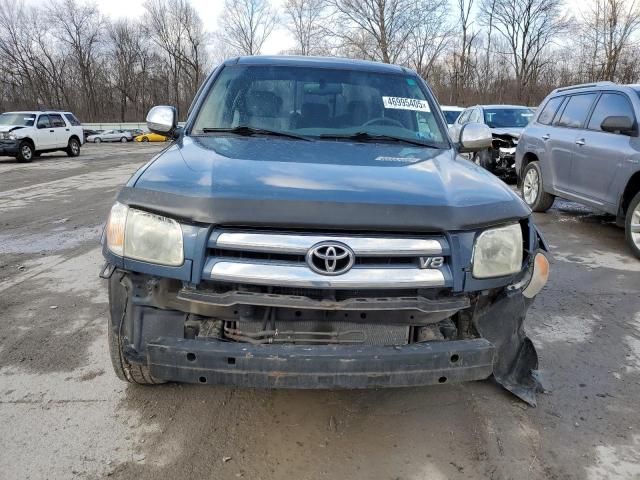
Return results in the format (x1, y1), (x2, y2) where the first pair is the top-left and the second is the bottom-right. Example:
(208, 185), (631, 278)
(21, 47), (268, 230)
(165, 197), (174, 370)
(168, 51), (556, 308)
(472, 224), (523, 278)
(106, 202), (184, 266)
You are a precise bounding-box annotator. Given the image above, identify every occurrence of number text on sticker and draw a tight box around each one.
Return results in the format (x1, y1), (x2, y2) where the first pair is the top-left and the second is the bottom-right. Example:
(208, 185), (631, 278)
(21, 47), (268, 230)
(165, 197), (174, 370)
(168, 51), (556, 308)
(382, 96), (431, 112)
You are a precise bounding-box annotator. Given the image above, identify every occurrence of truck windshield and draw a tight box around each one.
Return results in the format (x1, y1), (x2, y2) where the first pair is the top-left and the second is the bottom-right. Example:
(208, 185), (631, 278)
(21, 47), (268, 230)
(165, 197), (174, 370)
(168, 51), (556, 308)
(483, 108), (534, 128)
(0, 113), (36, 126)
(192, 65), (447, 147)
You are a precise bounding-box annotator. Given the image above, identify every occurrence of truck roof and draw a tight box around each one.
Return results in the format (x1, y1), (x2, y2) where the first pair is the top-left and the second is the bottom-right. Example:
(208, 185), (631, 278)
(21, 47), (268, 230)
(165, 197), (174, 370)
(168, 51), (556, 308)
(227, 55), (410, 75)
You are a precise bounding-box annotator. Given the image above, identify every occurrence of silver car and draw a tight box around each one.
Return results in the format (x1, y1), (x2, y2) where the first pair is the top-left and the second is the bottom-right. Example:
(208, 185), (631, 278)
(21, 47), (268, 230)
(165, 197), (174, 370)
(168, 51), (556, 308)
(450, 105), (535, 177)
(516, 81), (640, 258)
(86, 129), (132, 143)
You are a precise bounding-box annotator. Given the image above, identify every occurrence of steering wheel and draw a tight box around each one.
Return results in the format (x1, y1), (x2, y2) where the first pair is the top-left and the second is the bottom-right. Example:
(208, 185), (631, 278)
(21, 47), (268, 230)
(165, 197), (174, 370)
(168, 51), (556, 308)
(362, 117), (405, 128)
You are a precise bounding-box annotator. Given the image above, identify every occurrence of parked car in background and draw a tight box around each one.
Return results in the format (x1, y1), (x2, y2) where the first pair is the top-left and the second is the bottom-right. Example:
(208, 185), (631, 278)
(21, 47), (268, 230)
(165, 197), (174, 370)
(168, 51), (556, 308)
(440, 105), (463, 127)
(0, 110), (83, 162)
(516, 81), (640, 258)
(134, 132), (168, 142)
(451, 104), (535, 177)
(102, 55), (550, 405)
(126, 128), (144, 139)
(83, 128), (103, 142)
(87, 129), (132, 143)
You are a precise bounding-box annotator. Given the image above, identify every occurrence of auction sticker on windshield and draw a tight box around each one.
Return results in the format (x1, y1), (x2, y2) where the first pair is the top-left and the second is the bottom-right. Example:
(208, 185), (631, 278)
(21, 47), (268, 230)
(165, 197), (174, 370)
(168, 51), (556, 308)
(382, 97), (430, 112)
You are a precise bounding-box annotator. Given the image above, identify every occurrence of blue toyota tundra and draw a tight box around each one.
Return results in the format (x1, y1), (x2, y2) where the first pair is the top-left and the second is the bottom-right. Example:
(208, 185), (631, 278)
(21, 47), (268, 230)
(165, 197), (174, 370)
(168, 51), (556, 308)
(101, 56), (550, 405)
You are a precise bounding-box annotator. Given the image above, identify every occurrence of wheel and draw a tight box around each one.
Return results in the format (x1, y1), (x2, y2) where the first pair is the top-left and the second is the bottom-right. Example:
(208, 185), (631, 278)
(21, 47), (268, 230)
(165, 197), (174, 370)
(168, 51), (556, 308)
(625, 191), (640, 259)
(141, 136), (149, 142)
(108, 323), (162, 385)
(66, 138), (80, 157)
(521, 161), (555, 212)
(471, 149), (495, 172)
(108, 277), (163, 385)
(16, 141), (34, 162)
(120, 137), (127, 143)
(94, 137), (101, 143)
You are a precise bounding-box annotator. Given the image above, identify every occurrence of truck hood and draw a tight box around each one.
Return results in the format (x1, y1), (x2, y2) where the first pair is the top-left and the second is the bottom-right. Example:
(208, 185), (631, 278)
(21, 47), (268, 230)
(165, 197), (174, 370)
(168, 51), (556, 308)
(118, 135), (530, 232)
(0, 125), (27, 133)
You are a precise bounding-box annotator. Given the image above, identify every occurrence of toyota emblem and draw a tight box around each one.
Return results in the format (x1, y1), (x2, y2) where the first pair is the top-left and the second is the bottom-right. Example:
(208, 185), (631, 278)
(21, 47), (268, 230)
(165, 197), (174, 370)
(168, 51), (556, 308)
(306, 241), (355, 276)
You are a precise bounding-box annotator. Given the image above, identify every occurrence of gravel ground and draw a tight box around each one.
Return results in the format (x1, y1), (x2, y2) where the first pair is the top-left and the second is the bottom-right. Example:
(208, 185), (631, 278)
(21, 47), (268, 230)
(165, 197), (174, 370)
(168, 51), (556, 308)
(0, 143), (639, 480)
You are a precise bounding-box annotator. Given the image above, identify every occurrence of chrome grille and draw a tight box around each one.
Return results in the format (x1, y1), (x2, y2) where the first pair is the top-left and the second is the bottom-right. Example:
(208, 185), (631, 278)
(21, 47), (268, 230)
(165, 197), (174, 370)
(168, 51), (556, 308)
(203, 229), (451, 290)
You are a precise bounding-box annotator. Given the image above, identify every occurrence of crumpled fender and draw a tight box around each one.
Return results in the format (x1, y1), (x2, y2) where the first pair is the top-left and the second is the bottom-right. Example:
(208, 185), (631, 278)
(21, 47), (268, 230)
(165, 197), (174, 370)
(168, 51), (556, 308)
(472, 234), (548, 407)
(472, 289), (542, 406)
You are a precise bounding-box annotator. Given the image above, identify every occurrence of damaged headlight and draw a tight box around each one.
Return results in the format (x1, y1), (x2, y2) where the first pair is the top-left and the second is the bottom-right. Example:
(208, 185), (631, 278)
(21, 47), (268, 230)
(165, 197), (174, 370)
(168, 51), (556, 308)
(472, 224), (523, 278)
(106, 202), (184, 266)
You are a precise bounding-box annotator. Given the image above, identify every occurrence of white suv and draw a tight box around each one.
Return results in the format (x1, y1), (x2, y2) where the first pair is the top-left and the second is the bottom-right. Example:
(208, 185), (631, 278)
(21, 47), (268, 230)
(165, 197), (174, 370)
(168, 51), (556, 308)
(0, 111), (84, 162)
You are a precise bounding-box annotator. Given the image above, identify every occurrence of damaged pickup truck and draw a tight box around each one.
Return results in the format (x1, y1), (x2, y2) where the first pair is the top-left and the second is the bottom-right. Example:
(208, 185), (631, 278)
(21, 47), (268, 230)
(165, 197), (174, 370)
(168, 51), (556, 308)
(101, 56), (550, 405)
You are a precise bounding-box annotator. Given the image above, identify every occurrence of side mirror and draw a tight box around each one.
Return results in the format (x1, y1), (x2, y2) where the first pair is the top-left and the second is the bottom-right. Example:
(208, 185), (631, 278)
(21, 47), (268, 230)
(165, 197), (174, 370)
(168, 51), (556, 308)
(601, 115), (635, 134)
(146, 105), (178, 137)
(458, 122), (493, 152)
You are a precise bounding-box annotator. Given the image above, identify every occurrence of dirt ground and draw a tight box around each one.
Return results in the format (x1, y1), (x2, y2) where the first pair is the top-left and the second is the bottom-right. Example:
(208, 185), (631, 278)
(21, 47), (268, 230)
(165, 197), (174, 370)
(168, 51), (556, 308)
(1, 143), (639, 480)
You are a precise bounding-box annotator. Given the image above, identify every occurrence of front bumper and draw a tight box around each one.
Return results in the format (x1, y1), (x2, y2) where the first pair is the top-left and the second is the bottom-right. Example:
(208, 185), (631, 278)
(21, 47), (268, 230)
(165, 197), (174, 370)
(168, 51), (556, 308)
(146, 337), (495, 388)
(0, 139), (19, 155)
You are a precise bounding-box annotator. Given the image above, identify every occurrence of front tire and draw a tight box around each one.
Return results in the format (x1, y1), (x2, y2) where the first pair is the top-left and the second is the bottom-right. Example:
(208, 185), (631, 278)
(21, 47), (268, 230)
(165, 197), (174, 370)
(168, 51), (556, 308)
(521, 161), (555, 212)
(66, 138), (80, 157)
(16, 141), (34, 163)
(625, 191), (640, 259)
(108, 323), (162, 385)
(141, 136), (149, 142)
(108, 276), (163, 385)
(120, 137), (127, 143)
(472, 149), (495, 172)
(94, 137), (101, 144)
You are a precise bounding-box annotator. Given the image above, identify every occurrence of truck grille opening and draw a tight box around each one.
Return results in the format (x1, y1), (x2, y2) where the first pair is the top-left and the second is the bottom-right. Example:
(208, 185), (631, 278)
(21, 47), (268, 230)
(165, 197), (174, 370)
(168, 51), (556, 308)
(222, 319), (410, 346)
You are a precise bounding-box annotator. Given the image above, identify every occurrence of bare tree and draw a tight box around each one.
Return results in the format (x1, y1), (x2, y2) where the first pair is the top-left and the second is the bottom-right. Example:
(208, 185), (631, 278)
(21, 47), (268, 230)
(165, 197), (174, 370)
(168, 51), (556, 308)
(217, 0), (278, 56)
(144, 0), (208, 114)
(48, 0), (104, 118)
(283, 0), (327, 55)
(451, 0), (479, 104)
(580, 0), (640, 81)
(481, 0), (568, 102)
(0, 1), (56, 108)
(109, 20), (145, 121)
(327, 0), (420, 64)
(478, 0), (497, 97)
(406, 0), (452, 78)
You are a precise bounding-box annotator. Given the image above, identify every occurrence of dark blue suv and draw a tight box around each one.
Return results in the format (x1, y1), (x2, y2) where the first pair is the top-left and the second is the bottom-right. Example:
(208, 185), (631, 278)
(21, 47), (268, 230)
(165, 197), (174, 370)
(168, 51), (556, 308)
(101, 56), (549, 405)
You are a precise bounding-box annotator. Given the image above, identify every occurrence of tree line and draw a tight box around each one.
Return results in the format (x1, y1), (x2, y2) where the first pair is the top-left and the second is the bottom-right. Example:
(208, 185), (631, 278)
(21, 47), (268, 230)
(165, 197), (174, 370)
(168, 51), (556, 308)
(0, 0), (639, 122)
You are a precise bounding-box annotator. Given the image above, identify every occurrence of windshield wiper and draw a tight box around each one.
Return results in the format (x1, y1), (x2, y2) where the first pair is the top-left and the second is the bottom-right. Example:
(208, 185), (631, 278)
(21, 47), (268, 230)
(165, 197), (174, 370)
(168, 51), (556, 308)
(200, 125), (311, 141)
(318, 131), (439, 148)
